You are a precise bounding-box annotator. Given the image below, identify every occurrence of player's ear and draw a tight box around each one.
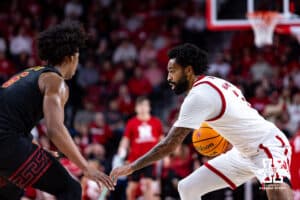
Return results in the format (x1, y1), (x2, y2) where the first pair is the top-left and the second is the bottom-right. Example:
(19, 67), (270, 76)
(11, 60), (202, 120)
(185, 65), (194, 75)
(62, 55), (72, 64)
(70, 53), (77, 62)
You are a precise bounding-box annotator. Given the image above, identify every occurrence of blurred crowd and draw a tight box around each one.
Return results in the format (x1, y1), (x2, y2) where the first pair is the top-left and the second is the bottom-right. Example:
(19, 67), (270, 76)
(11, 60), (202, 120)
(0, 0), (299, 199)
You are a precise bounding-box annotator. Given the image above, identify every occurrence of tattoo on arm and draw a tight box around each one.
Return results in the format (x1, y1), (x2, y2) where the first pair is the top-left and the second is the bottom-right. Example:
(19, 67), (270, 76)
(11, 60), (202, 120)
(131, 126), (192, 172)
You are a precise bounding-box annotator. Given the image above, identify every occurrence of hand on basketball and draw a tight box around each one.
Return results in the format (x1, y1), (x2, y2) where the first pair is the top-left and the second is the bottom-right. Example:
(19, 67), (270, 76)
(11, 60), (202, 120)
(83, 166), (115, 191)
(110, 164), (133, 185)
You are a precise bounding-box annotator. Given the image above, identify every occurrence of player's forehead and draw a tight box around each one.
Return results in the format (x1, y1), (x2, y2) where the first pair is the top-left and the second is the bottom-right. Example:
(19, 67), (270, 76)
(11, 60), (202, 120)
(167, 58), (181, 70)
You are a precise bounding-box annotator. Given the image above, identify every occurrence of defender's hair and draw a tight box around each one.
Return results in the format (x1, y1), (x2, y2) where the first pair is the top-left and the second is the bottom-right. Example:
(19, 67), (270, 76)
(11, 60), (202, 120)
(37, 20), (87, 65)
(168, 43), (208, 75)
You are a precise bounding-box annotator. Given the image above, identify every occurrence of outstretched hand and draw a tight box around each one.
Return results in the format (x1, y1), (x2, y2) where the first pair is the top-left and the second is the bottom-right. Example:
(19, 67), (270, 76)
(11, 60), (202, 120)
(83, 166), (115, 191)
(110, 164), (134, 185)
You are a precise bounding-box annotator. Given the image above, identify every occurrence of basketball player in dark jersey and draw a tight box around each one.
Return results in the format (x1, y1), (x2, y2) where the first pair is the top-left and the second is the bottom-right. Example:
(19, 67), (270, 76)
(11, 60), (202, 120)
(0, 21), (114, 200)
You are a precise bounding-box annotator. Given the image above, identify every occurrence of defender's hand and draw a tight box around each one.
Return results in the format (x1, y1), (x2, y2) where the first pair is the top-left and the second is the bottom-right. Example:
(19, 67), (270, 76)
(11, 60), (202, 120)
(83, 166), (115, 191)
(110, 164), (133, 185)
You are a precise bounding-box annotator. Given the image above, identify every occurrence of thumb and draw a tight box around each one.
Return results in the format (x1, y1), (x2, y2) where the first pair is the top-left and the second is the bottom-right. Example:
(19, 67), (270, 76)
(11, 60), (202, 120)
(110, 171), (117, 185)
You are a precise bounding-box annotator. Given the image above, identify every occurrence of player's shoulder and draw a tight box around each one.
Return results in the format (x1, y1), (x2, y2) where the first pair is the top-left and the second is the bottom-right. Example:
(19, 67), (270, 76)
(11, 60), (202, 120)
(38, 71), (66, 94)
(40, 71), (63, 82)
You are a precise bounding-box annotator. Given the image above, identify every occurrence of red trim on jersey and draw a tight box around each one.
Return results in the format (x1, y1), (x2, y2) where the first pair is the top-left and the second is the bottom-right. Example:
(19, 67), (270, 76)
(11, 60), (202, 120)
(193, 75), (206, 85)
(259, 144), (273, 159)
(193, 81), (226, 121)
(275, 135), (285, 147)
(284, 148), (288, 156)
(204, 162), (237, 190)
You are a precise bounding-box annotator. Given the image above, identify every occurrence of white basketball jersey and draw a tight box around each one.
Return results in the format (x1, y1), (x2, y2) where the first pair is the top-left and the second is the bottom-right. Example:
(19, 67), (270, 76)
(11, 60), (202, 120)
(174, 75), (289, 156)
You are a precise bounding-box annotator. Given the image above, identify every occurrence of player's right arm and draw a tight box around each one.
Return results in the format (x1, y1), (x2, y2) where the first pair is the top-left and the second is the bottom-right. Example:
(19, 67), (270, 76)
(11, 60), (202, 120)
(39, 72), (114, 190)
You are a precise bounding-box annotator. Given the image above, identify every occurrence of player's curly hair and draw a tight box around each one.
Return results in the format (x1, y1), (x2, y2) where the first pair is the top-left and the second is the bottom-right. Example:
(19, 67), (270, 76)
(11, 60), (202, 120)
(37, 20), (87, 65)
(168, 43), (208, 75)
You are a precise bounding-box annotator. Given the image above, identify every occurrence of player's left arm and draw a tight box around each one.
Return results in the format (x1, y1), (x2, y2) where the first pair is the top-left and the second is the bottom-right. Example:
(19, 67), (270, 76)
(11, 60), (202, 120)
(110, 126), (192, 180)
(131, 126), (191, 171)
(110, 87), (216, 181)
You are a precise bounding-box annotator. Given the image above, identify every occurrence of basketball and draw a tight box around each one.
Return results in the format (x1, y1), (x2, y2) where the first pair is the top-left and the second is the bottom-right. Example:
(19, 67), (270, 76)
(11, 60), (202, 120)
(192, 122), (229, 157)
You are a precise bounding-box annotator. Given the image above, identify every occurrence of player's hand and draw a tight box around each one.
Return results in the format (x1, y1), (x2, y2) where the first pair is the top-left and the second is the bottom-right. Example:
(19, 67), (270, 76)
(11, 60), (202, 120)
(83, 166), (115, 191)
(110, 164), (133, 185)
(44, 148), (59, 158)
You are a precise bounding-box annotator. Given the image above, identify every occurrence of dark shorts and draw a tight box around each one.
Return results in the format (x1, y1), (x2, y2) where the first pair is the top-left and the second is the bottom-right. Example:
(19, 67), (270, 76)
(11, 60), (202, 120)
(0, 136), (81, 200)
(128, 165), (155, 182)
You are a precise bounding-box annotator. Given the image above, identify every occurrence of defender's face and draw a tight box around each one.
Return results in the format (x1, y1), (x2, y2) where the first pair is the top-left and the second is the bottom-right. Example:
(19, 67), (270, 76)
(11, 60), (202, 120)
(66, 52), (79, 80)
(167, 59), (189, 95)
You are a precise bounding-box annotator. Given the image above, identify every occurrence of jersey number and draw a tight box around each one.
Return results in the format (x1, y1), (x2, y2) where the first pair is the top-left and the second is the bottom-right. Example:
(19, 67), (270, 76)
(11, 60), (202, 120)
(1, 66), (44, 88)
(222, 82), (251, 106)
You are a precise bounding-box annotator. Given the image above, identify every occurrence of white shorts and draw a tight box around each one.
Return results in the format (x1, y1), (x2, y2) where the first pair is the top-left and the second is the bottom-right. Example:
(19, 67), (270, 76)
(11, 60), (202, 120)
(204, 134), (291, 189)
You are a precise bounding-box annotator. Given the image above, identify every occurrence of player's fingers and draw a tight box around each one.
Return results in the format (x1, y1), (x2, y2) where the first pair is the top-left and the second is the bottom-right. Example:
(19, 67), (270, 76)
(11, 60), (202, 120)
(111, 175), (116, 186)
(52, 151), (59, 157)
(96, 180), (102, 189)
(43, 148), (59, 157)
(109, 170), (118, 185)
(99, 174), (114, 190)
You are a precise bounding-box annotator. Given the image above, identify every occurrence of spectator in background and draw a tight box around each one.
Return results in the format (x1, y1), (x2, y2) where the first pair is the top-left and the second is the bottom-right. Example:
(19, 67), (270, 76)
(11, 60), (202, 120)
(290, 130), (300, 200)
(0, 51), (15, 81)
(0, 37), (6, 53)
(287, 93), (300, 134)
(74, 122), (91, 154)
(65, 0), (83, 18)
(291, 67), (300, 89)
(250, 54), (273, 81)
(263, 89), (289, 126)
(89, 112), (112, 146)
(77, 59), (99, 89)
(184, 9), (206, 32)
(125, 13), (143, 33)
(9, 27), (32, 56)
(107, 68), (126, 97)
(84, 144), (109, 172)
(161, 144), (193, 199)
(139, 39), (157, 66)
(99, 60), (115, 84)
(113, 39), (137, 64)
(128, 67), (152, 97)
(117, 84), (135, 117)
(95, 39), (111, 64)
(208, 53), (231, 78)
(116, 96), (163, 200)
(105, 98), (125, 135)
(144, 60), (164, 90)
(249, 85), (271, 114)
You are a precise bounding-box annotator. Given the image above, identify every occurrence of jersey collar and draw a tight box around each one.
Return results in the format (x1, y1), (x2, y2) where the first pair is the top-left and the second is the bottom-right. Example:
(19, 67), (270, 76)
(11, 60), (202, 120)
(192, 75), (205, 87)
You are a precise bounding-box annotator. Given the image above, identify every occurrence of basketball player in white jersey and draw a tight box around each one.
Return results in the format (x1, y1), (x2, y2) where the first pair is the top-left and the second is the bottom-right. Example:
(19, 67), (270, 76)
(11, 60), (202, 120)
(110, 43), (293, 200)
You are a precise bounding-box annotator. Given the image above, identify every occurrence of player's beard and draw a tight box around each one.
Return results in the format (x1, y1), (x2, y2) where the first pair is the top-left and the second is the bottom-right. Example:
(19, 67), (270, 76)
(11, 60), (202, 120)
(170, 74), (189, 95)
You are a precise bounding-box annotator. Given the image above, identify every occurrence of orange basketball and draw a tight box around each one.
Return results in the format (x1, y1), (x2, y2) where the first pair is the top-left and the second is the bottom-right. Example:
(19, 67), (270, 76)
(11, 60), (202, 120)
(192, 122), (229, 157)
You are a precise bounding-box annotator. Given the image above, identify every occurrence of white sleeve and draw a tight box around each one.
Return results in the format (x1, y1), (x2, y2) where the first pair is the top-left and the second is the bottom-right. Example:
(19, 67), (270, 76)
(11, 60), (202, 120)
(173, 84), (221, 129)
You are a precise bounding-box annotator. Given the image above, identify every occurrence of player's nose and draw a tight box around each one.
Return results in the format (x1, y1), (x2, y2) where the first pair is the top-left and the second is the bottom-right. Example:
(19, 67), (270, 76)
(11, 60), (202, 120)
(167, 73), (172, 82)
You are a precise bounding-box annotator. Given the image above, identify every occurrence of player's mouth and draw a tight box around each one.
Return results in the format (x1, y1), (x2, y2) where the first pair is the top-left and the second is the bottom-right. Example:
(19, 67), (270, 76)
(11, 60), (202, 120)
(168, 82), (176, 90)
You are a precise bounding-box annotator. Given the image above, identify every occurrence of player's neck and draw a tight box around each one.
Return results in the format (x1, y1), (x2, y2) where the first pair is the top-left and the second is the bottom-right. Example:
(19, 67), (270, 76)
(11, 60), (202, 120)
(54, 65), (68, 79)
(187, 75), (199, 93)
(137, 114), (151, 121)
